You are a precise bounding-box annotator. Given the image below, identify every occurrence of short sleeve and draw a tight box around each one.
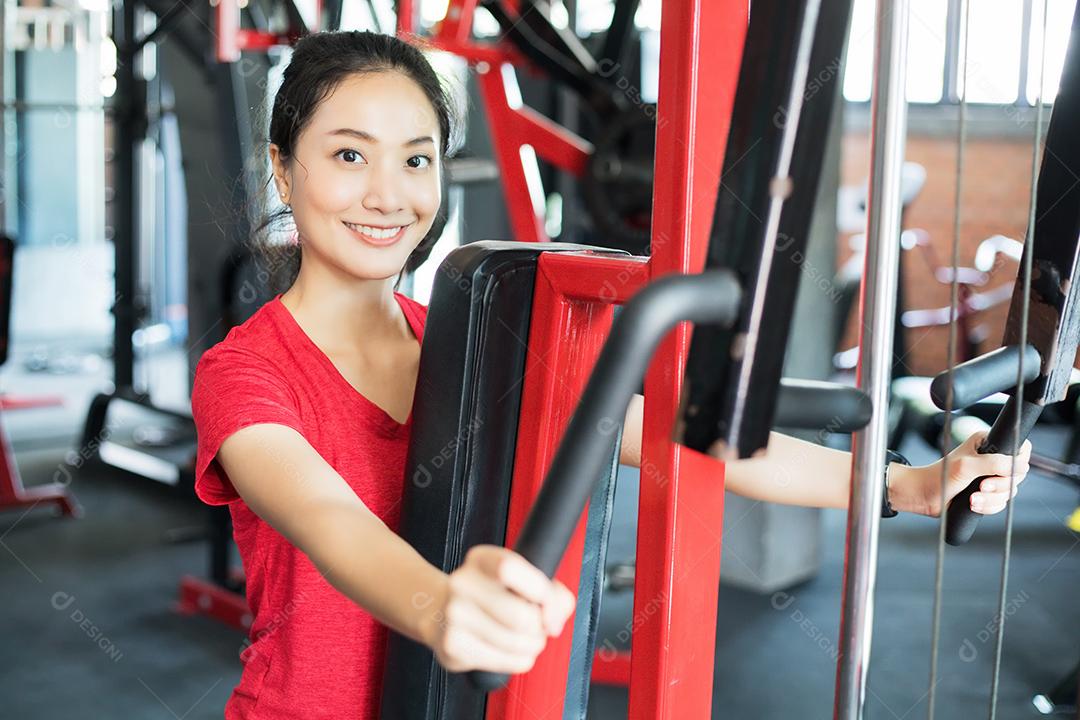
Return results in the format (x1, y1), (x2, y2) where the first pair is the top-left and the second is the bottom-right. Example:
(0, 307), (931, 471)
(191, 346), (304, 505)
(394, 292), (428, 341)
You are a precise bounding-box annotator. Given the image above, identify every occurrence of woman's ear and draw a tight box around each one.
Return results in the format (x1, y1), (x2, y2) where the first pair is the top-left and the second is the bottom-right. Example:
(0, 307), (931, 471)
(269, 144), (291, 204)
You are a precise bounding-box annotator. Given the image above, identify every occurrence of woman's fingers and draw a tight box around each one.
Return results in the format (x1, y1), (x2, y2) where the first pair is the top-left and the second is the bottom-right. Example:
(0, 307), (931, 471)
(970, 493), (1008, 515)
(966, 430), (989, 450)
(940, 432), (1034, 517)
(483, 549), (575, 636)
(541, 581), (576, 637)
(969, 483), (1021, 515)
(438, 624), (539, 674)
(459, 552), (546, 636)
(469, 548), (543, 605)
(443, 590), (545, 658)
(459, 546), (575, 637)
(978, 473), (1027, 495)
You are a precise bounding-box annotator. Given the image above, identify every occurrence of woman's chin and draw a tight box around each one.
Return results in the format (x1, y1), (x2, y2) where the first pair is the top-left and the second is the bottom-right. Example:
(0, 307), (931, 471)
(341, 250), (412, 282)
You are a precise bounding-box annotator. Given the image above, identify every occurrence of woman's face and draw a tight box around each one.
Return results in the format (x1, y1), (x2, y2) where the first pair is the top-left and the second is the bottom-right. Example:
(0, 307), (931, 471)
(272, 71), (442, 283)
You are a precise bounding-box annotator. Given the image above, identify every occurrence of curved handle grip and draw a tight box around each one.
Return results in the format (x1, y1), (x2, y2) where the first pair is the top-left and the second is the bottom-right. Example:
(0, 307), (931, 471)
(774, 379), (872, 433)
(943, 468), (993, 546)
(930, 344), (1041, 410)
(944, 396), (1041, 546)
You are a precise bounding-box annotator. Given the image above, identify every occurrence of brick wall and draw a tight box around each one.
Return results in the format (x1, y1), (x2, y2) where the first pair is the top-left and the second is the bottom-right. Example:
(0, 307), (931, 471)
(838, 134), (1037, 377)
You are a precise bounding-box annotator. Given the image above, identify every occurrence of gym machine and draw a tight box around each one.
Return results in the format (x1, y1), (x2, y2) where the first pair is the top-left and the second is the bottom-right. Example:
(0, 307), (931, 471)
(381, 0), (870, 717)
(384, 0), (1080, 719)
(81, 0), (226, 489)
(0, 0), (80, 518)
(190, 0), (1076, 716)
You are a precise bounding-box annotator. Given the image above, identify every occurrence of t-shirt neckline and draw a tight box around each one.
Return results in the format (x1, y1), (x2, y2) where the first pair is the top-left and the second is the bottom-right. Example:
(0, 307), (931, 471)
(269, 292), (422, 430)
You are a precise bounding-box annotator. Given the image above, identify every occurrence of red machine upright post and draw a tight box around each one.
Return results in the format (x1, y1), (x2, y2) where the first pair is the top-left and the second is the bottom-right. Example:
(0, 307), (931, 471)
(396, 0), (415, 35)
(215, 0), (241, 63)
(467, 0), (748, 714)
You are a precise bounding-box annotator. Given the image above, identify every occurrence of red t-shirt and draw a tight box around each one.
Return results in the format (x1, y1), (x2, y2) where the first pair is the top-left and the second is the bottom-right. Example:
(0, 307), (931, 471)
(191, 291), (427, 719)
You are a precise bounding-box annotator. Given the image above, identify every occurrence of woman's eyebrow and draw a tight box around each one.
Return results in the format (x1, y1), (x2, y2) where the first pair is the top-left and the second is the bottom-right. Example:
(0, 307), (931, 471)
(328, 128), (434, 147)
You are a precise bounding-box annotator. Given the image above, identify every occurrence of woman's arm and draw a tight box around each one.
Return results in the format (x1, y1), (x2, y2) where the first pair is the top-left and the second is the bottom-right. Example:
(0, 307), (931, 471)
(219, 424), (446, 642)
(618, 398), (887, 508)
(619, 393), (1031, 516)
(217, 423), (574, 673)
(619, 393), (644, 467)
(722, 431), (926, 511)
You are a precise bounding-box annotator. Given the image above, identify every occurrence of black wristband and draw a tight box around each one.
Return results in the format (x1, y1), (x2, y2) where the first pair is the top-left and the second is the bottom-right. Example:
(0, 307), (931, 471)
(882, 449), (911, 518)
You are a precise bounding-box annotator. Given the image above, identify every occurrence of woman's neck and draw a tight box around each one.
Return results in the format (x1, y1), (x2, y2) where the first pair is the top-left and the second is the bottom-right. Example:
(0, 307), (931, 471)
(280, 271), (410, 356)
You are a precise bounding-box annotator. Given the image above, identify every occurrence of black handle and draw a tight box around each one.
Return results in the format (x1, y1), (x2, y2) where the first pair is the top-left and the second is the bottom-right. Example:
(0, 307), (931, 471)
(773, 379), (872, 433)
(945, 395), (1042, 545)
(930, 344), (1041, 410)
(465, 270), (743, 691)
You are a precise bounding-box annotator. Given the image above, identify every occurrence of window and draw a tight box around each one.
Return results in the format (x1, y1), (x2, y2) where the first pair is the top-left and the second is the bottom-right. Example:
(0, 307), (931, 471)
(1026, 0), (1073, 103)
(907, 0), (948, 103)
(960, 1), (1024, 103)
(843, 0), (1071, 105)
(575, 0), (660, 35)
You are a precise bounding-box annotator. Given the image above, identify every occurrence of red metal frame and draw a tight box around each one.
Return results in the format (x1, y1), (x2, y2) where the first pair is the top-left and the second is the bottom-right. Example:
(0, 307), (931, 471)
(589, 646), (631, 686)
(471, 62), (592, 243)
(215, 0), (308, 63)
(209, 2), (750, 716)
(395, 0), (415, 36)
(0, 408), (81, 517)
(176, 574), (253, 631)
(421, 17), (593, 245)
(482, 0), (747, 717)
(0, 396), (63, 410)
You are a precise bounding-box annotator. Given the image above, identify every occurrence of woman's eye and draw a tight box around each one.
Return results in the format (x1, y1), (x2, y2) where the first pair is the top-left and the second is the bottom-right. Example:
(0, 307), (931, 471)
(337, 149), (364, 164)
(407, 155), (432, 169)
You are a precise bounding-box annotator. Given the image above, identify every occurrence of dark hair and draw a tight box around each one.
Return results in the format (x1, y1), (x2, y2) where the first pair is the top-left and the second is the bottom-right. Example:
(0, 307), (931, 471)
(252, 31), (460, 292)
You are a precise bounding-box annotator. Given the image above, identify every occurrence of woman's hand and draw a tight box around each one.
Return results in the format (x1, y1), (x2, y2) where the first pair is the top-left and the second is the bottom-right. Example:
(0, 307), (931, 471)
(421, 545), (576, 675)
(890, 431), (1032, 517)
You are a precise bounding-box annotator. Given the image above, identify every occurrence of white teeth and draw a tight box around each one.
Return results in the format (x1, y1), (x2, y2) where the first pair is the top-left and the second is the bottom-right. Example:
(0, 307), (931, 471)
(344, 222), (403, 240)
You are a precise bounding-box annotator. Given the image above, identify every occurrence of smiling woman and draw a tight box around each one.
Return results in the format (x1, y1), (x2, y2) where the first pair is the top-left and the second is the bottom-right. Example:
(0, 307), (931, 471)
(189, 31), (578, 720)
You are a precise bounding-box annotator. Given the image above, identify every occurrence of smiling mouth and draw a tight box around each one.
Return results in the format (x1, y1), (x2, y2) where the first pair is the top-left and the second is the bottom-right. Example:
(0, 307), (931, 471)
(342, 221), (412, 246)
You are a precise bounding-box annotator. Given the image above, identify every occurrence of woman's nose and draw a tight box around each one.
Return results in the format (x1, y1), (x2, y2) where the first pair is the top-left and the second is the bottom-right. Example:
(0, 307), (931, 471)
(361, 163), (404, 214)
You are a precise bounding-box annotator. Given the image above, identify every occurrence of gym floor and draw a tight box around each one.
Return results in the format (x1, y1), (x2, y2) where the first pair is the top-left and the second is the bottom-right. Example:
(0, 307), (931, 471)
(2, 349), (1077, 719)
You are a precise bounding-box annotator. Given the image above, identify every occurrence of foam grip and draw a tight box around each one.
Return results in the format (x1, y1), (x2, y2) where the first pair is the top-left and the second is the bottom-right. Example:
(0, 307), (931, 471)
(930, 344), (1040, 411)
(944, 397), (1042, 546)
(945, 432), (1000, 545)
(944, 474), (987, 546)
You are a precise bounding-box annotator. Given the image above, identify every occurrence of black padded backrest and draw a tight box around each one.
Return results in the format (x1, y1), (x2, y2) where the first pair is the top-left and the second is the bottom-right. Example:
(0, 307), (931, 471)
(381, 241), (625, 719)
